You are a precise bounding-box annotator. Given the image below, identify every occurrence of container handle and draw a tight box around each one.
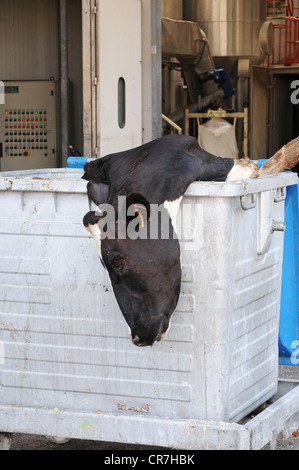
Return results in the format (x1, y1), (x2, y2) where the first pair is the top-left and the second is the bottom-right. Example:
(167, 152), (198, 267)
(240, 193), (257, 211)
(274, 187), (287, 203)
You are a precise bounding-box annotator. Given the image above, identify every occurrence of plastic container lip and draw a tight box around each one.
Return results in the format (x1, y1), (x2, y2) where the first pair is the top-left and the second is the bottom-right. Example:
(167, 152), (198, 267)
(0, 168), (87, 193)
(0, 168), (297, 198)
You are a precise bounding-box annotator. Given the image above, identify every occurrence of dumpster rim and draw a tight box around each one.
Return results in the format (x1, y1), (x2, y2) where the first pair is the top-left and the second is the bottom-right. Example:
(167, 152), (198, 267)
(0, 168), (297, 197)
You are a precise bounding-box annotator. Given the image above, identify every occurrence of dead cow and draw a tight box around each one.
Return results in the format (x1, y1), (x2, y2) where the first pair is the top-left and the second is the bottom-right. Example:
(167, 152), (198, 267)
(82, 134), (299, 347)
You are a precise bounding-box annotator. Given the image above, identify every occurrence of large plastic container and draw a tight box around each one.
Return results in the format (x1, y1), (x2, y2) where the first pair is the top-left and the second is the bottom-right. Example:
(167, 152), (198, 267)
(0, 169), (296, 445)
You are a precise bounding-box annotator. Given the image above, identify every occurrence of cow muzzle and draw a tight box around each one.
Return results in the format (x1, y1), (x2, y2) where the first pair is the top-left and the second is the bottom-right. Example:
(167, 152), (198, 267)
(131, 334), (153, 348)
(131, 322), (170, 348)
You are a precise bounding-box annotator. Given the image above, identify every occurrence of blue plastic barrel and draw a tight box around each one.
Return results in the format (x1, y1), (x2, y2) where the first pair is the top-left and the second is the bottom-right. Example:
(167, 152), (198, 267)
(258, 160), (299, 366)
(279, 180), (299, 365)
(67, 156), (88, 169)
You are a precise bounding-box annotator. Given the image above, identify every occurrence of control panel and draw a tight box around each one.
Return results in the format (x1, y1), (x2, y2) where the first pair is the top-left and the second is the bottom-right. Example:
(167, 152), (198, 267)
(0, 81), (59, 172)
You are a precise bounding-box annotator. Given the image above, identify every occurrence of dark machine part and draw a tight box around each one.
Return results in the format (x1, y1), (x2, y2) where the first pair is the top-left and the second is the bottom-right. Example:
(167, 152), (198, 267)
(162, 17), (218, 103)
(202, 69), (235, 99)
(163, 67), (235, 126)
(162, 17), (234, 126)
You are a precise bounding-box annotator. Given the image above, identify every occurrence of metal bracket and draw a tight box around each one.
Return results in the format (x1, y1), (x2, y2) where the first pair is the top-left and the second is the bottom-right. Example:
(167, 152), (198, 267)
(274, 187), (287, 203)
(240, 193), (257, 211)
(257, 190), (286, 256)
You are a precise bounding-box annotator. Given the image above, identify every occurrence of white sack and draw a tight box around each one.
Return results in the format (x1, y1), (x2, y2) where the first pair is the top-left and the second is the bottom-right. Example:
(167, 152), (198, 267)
(198, 118), (239, 159)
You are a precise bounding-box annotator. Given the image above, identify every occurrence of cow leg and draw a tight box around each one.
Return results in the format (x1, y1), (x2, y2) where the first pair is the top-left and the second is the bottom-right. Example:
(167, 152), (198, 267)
(259, 136), (299, 176)
(226, 158), (259, 182)
(226, 136), (299, 181)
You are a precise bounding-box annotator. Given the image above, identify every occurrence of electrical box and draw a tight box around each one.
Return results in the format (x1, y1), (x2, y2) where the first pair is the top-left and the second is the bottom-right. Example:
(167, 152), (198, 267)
(0, 81), (60, 172)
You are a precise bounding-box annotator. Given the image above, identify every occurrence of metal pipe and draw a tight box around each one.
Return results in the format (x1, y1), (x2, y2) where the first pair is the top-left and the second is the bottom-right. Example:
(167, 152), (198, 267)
(162, 114), (183, 134)
(59, 0), (69, 168)
(151, 0), (162, 139)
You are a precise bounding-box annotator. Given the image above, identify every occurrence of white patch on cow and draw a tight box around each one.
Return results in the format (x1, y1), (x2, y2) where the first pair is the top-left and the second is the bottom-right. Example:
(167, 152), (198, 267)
(159, 320), (171, 342)
(164, 197), (183, 233)
(86, 222), (114, 293)
(127, 325), (132, 339)
(226, 160), (259, 181)
(86, 223), (103, 263)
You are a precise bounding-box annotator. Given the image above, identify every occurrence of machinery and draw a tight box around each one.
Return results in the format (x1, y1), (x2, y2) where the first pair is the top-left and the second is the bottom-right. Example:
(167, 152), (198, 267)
(161, 0), (272, 154)
(162, 17), (235, 131)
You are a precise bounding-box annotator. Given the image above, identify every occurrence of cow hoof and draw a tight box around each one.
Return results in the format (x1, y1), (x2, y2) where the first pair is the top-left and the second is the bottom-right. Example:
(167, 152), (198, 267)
(83, 211), (103, 228)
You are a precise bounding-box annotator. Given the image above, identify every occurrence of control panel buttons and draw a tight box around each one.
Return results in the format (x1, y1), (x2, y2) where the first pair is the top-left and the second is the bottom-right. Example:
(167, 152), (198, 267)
(2, 107), (50, 157)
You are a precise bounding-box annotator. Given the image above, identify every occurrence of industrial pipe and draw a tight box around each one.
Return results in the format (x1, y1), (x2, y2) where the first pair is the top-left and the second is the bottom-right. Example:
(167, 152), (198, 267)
(60, 0), (70, 168)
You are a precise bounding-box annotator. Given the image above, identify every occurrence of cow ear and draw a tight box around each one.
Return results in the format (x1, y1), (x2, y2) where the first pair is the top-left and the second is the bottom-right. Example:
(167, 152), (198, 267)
(87, 181), (109, 206)
(126, 193), (150, 221)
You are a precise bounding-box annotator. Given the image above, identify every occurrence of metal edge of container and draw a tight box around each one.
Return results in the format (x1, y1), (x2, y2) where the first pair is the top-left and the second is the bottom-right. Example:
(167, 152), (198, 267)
(0, 169), (297, 197)
(0, 384), (298, 450)
(0, 169), (86, 194)
(185, 172), (298, 197)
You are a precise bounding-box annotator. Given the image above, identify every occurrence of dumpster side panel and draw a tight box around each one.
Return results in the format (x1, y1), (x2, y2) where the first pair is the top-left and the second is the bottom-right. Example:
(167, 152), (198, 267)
(228, 190), (286, 421)
(180, 195), (234, 421)
(0, 188), (198, 419)
(182, 189), (285, 422)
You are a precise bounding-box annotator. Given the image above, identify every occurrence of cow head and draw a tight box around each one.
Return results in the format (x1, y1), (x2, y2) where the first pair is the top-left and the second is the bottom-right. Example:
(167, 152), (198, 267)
(83, 192), (181, 347)
(102, 234), (181, 347)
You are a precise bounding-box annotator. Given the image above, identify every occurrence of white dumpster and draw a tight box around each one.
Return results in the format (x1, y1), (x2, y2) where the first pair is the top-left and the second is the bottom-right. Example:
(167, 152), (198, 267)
(0, 168), (297, 449)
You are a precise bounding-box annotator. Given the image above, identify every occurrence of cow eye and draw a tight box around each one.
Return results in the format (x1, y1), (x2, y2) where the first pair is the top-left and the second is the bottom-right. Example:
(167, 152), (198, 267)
(112, 255), (128, 274)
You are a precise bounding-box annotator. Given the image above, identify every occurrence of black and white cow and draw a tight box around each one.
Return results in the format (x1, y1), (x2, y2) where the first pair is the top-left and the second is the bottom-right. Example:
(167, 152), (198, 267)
(82, 134), (258, 347)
